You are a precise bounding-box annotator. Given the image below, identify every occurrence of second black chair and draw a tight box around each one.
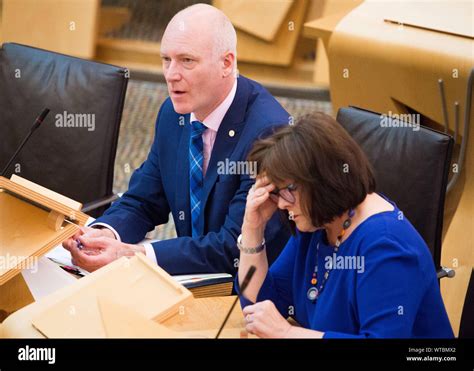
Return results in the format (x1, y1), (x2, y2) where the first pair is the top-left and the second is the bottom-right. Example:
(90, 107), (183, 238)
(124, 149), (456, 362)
(336, 107), (454, 279)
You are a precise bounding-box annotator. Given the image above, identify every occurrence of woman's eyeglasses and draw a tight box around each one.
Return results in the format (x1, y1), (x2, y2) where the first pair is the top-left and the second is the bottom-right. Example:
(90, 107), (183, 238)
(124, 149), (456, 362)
(269, 183), (297, 204)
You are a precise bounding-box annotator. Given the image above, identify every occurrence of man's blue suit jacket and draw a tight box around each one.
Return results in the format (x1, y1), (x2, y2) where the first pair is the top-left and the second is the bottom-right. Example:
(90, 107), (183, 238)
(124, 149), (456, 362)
(93, 76), (291, 275)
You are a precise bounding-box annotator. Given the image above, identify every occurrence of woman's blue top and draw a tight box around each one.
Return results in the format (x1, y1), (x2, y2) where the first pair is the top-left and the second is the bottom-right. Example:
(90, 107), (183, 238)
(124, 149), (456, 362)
(238, 197), (454, 338)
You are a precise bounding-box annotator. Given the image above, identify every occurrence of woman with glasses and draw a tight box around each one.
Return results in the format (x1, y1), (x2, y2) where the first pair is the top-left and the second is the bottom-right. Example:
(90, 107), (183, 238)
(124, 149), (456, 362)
(236, 112), (453, 338)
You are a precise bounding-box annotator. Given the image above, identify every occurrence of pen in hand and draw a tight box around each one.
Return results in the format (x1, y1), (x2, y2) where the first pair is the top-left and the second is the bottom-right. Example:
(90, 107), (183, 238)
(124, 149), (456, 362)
(75, 239), (84, 250)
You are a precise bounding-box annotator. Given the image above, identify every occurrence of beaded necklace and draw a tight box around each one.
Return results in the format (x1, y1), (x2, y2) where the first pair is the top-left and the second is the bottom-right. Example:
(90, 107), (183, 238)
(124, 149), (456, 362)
(307, 208), (355, 303)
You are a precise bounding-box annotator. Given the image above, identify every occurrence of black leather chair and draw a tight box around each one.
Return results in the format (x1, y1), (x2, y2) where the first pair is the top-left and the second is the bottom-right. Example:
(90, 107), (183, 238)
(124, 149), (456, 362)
(459, 268), (474, 338)
(336, 107), (454, 279)
(0, 43), (128, 217)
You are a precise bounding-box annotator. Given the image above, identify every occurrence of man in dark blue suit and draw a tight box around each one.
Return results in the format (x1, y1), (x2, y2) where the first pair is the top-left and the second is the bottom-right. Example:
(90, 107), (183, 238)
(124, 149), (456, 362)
(63, 4), (290, 275)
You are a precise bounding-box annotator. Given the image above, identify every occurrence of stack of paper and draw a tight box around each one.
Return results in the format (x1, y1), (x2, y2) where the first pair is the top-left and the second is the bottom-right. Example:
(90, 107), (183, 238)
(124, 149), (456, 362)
(173, 273), (234, 298)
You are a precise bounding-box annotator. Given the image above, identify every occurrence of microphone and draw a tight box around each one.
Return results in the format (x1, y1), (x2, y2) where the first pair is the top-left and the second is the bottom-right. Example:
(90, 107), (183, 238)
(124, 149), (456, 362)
(215, 265), (256, 339)
(1, 108), (50, 177)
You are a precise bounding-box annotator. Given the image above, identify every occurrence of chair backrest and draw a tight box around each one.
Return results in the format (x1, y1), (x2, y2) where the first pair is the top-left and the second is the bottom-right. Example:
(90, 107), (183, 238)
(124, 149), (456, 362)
(459, 268), (474, 338)
(0, 43), (128, 217)
(336, 107), (454, 269)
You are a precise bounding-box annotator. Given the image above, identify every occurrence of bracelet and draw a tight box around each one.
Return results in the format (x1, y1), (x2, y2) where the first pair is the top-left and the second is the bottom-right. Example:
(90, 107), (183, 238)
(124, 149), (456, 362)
(237, 234), (266, 254)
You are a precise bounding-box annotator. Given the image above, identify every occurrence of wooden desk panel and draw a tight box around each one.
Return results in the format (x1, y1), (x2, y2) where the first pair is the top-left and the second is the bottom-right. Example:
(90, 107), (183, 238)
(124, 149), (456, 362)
(214, 0), (293, 42)
(214, 0), (309, 66)
(1, 295), (250, 339)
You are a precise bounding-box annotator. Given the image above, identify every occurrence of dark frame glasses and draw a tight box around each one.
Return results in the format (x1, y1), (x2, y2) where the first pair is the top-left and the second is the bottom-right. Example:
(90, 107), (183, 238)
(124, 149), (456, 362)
(269, 183), (297, 204)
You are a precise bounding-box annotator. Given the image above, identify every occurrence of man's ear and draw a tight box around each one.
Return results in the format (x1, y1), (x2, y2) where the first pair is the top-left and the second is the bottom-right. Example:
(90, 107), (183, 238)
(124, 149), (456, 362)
(222, 51), (235, 77)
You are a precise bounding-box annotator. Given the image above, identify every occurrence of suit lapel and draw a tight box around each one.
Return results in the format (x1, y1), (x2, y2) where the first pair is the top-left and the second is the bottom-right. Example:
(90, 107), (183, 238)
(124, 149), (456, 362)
(198, 77), (251, 234)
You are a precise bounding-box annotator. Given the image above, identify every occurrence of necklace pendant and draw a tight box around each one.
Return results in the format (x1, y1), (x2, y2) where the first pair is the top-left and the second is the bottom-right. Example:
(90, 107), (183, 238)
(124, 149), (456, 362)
(307, 287), (319, 302)
(343, 218), (352, 229)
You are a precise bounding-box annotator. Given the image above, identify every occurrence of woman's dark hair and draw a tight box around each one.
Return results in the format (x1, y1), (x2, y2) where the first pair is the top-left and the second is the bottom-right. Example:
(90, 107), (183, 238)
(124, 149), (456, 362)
(248, 112), (376, 228)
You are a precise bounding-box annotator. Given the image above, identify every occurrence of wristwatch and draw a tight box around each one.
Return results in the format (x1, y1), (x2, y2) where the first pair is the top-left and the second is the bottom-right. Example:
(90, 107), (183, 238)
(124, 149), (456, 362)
(237, 234), (266, 254)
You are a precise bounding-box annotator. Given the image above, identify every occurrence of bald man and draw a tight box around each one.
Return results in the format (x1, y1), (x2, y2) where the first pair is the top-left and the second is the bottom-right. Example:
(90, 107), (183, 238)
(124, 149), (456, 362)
(62, 4), (291, 275)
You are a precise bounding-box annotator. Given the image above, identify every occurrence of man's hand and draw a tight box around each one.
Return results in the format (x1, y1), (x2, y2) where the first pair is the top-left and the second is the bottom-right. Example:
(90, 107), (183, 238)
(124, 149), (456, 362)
(63, 229), (145, 272)
(62, 225), (116, 252)
(242, 300), (292, 338)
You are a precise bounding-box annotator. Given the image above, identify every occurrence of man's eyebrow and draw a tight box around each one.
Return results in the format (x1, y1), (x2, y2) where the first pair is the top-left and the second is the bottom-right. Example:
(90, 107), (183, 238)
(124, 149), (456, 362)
(160, 52), (198, 59)
(176, 53), (198, 59)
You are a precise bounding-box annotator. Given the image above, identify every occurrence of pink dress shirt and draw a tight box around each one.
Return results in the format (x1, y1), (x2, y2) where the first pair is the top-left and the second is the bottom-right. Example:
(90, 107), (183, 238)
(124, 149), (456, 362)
(92, 79), (238, 265)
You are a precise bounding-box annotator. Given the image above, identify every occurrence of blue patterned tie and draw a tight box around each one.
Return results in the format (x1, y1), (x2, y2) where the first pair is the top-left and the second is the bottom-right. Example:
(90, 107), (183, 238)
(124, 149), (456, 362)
(189, 120), (207, 237)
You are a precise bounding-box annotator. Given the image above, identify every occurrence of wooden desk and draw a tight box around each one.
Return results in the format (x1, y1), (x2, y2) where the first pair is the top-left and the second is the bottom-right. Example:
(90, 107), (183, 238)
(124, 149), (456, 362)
(0, 295), (251, 339)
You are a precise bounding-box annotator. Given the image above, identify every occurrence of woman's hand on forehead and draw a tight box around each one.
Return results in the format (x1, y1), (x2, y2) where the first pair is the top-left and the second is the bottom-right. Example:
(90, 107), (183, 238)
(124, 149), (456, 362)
(255, 174), (275, 191)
